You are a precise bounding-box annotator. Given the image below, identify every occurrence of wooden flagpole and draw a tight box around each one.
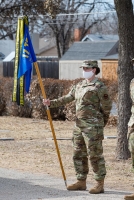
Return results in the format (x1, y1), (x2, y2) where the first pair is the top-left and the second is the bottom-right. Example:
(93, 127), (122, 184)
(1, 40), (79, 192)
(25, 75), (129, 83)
(34, 62), (67, 187)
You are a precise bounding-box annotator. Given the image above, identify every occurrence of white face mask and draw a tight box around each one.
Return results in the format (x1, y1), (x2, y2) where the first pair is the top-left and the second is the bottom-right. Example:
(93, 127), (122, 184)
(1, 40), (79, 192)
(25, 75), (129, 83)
(83, 70), (94, 79)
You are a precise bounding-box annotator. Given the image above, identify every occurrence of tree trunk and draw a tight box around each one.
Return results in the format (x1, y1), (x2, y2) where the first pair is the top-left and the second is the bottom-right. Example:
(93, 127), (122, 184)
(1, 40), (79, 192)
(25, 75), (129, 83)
(62, 30), (71, 55)
(114, 0), (134, 159)
(55, 34), (61, 58)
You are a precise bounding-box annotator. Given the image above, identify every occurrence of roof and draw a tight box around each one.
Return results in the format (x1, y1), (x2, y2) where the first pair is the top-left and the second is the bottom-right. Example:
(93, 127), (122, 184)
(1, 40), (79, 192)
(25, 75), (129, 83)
(3, 51), (15, 61)
(101, 54), (118, 60)
(60, 41), (118, 61)
(82, 34), (119, 42)
(0, 35), (56, 58)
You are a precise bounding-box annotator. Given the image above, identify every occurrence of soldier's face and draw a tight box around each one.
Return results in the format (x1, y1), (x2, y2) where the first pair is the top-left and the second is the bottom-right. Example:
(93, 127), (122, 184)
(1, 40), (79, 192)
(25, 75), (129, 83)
(83, 67), (96, 74)
(83, 67), (92, 71)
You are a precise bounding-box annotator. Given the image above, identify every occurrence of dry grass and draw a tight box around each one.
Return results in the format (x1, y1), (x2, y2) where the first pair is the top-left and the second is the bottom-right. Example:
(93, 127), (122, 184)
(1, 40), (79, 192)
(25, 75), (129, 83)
(0, 116), (133, 191)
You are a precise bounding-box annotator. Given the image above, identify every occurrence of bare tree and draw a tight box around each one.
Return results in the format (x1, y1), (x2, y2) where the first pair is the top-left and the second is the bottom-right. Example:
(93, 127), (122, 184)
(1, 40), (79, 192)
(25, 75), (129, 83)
(0, 0), (115, 57)
(43, 0), (115, 58)
(0, 0), (45, 39)
(114, 0), (134, 159)
(91, 13), (118, 34)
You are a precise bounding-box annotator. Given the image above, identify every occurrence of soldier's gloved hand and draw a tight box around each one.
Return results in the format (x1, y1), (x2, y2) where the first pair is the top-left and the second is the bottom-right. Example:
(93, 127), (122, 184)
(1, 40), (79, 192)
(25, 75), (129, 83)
(43, 99), (50, 106)
(127, 125), (134, 139)
(104, 119), (108, 127)
(103, 114), (110, 127)
(128, 123), (134, 131)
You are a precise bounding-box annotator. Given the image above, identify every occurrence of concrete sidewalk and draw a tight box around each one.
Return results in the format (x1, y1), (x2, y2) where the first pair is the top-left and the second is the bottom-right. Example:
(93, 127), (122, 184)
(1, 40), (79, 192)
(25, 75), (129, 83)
(0, 168), (131, 200)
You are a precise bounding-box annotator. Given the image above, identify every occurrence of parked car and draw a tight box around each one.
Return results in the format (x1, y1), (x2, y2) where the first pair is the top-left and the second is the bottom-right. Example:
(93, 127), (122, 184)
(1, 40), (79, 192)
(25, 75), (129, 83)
(0, 52), (5, 60)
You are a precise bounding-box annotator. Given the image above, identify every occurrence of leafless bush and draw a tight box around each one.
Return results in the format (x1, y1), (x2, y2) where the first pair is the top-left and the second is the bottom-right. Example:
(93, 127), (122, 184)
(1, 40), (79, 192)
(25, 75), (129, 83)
(0, 76), (118, 126)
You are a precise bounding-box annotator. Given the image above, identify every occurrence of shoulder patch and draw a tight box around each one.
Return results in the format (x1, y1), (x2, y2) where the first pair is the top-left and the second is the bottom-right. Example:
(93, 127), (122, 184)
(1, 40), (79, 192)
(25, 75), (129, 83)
(103, 94), (109, 100)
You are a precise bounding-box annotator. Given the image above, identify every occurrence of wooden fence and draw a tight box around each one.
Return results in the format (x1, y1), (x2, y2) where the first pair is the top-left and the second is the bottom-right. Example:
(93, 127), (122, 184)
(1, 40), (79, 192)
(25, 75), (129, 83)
(3, 58), (59, 79)
(101, 60), (118, 81)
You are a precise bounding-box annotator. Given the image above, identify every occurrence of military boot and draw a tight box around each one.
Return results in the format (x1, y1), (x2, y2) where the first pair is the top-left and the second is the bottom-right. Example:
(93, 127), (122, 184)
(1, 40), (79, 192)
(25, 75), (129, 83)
(67, 180), (86, 190)
(89, 179), (104, 194)
(124, 193), (134, 200)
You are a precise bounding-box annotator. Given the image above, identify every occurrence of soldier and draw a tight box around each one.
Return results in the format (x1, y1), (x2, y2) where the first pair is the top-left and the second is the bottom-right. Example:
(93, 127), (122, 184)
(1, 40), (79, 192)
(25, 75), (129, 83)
(43, 60), (112, 194)
(124, 58), (134, 200)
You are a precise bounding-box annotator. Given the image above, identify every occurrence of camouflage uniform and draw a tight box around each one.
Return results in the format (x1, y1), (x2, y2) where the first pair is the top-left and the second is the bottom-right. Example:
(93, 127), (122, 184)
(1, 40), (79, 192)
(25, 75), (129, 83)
(128, 78), (134, 168)
(50, 77), (112, 181)
(124, 78), (134, 200)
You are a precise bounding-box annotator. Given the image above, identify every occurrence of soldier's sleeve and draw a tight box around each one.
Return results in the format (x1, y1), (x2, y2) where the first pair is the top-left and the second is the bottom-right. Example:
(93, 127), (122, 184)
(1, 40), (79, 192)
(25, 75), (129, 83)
(98, 84), (112, 126)
(50, 85), (75, 108)
(128, 79), (134, 127)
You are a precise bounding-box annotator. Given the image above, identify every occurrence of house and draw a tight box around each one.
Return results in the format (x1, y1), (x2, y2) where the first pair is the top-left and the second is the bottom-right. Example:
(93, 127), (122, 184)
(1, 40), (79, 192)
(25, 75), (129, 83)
(82, 34), (119, 42)
(0, 34), (58, 76)
(59, 40), (118, 80)
(0, 41), (12, 75)
(0, 40), (15, 58)
(0, 33), (58, 60)
(31, 33), (57, 57)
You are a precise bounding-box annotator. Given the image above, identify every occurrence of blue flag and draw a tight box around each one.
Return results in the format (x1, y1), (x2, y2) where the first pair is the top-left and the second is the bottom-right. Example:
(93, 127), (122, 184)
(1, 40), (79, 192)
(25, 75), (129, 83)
(18, 24), (37, 93)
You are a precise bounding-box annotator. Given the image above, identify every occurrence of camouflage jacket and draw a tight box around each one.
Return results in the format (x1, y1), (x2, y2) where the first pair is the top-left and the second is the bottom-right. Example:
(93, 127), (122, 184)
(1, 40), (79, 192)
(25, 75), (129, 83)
(128, 78), (134, 127)
(50, 78), (112, 127)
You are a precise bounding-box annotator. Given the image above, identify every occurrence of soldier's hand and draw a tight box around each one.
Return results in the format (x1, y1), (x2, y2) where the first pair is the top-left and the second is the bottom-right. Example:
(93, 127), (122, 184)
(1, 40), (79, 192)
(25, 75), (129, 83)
(128, 125), (134, 132)
(43, 99), (50, 106)
(127, 126), (134, 139)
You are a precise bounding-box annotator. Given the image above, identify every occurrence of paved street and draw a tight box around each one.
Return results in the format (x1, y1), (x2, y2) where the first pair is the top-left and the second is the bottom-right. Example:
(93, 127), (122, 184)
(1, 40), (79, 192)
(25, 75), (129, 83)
(0, 168), (131, 200)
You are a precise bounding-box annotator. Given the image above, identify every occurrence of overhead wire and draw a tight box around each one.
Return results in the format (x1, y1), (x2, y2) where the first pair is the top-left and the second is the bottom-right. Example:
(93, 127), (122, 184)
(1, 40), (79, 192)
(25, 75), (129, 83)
(0, 10), (116, 25)
(0, 10), (116, 18)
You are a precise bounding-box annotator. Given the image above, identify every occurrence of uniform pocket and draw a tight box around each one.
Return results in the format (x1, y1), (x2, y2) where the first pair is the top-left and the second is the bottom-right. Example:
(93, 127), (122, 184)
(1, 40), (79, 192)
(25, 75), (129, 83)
(82, 126), (104, 141)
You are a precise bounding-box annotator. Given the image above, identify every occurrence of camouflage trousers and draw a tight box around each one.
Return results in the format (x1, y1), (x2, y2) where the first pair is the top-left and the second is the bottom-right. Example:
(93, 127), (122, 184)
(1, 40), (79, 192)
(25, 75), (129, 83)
(128, 131), (134, 168)
(72, 125), (106, 181)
